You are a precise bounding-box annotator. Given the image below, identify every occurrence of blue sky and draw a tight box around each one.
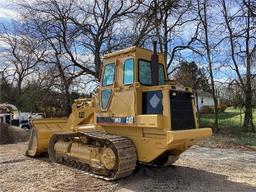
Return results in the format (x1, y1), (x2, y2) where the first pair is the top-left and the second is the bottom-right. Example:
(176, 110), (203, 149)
(0, 0), (254, 90)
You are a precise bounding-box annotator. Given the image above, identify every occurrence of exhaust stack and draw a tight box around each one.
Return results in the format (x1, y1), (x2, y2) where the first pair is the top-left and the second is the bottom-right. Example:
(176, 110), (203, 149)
(151, 40), (159, 86)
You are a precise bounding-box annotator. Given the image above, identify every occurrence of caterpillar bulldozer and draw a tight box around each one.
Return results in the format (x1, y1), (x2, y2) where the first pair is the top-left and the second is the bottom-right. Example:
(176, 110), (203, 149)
(26, 42), (212, 180)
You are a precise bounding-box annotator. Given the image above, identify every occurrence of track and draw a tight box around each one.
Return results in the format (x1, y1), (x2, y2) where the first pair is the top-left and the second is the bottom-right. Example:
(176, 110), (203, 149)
(48, 131), (137, 180)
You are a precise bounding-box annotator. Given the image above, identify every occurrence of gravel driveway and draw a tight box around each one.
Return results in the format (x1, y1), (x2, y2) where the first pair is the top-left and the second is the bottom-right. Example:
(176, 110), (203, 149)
(0, 142), (255, 192)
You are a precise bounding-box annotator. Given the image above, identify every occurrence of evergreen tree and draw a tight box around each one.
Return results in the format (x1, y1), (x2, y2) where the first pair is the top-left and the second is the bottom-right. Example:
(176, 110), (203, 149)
(174, 61), (210, 92)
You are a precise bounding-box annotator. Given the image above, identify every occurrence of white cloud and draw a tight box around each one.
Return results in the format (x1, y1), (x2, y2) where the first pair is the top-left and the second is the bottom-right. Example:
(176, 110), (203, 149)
(0, 0), (19, 20)
(0, 7), (18, 19)
(0, 40), (10, 49)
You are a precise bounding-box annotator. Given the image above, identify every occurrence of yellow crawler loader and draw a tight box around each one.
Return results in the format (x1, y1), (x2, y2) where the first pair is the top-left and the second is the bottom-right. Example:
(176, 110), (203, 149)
(26, 42), (212, 180)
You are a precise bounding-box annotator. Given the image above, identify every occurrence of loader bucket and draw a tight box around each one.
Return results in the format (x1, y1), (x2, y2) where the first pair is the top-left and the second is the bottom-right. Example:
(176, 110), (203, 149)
(25, 118), (69, 157)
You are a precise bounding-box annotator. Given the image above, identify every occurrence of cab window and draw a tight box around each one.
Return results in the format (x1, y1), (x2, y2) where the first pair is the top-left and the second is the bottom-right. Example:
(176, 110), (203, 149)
(123, 58), (134, 85)
(139, 60), (151, 85)
(159, 64), (165, 85)
(101, 89), (112, 109)
(102, 63), (115, 86)
(138, 60), (165, 85)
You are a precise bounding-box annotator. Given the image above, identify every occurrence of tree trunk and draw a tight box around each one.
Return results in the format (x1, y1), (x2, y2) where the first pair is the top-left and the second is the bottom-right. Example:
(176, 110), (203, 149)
(243, 0), (255, 133)
(200, 0), (219, 132)
(195, 91), (201, 126)
(212, 94), (219, 132)
(94, 47), (101, 79)
(16, 78), (23, 109)
(55, 54), (72, 116)
(243, 89), (255, 132)
(64, 83), (71, 116)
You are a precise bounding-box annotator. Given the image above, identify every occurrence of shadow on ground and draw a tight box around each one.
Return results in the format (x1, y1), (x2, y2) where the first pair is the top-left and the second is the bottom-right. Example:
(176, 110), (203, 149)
(34, 155), (255, 192)
(116, 165), (255, 192)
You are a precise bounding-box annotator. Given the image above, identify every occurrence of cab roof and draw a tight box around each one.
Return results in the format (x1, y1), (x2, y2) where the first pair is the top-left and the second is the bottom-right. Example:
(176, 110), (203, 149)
(103, 46), (165, 59)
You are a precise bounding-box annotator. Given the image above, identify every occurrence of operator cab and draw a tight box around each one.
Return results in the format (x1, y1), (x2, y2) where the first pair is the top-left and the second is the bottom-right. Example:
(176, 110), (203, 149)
(98, 46), (196, 131)
(99, 46), (168, 114)
(100, 46), (167, 88)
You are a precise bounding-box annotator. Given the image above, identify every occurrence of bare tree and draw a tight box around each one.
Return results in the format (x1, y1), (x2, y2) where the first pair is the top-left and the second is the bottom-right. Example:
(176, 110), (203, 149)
(69, 0), (141, 78)
(19, 0), (93, 115)
(133, 0), (200, 75)
(221, 0), (255, 132)
(0, 23), (45, 100)
(16, 0), (142, 115)
(196, 0), (219, 131)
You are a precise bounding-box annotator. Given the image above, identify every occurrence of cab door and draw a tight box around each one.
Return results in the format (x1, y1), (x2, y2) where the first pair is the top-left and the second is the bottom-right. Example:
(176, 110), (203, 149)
(99, 63), (115, 112)
(97, 58), (136, 125)
(109, 58), (136, 120)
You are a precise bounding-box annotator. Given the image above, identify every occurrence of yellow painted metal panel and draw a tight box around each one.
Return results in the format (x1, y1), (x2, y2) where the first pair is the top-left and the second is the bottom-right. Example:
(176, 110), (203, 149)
(136, 115), (163, 128)
(167, 128), (212, 144)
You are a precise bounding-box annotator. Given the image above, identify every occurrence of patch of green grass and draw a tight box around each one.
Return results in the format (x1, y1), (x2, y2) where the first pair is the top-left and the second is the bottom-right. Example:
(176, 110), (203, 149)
(200, 107), (256, 147)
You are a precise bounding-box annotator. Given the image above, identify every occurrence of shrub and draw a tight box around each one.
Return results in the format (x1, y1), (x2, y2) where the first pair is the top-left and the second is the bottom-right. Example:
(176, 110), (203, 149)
(200, 105), (228, 113)
(218, 104), (228, 112)
(200, 105), (214, 114)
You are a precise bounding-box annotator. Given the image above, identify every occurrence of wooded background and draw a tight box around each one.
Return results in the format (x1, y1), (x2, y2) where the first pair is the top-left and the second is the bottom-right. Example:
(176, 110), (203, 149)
(0, 0), (255, 132)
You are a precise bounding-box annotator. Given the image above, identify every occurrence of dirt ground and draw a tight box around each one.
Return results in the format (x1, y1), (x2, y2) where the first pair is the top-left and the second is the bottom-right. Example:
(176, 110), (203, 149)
(0, 141), (255, 192)
(0, 123), (29, 144)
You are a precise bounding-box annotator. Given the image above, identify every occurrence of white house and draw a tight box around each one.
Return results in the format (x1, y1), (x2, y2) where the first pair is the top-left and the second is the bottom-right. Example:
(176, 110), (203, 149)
(195, 90), (219, 111)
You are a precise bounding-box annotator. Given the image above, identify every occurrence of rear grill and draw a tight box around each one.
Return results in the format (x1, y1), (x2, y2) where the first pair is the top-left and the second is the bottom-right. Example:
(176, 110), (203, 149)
(170, 91), (195, 130)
